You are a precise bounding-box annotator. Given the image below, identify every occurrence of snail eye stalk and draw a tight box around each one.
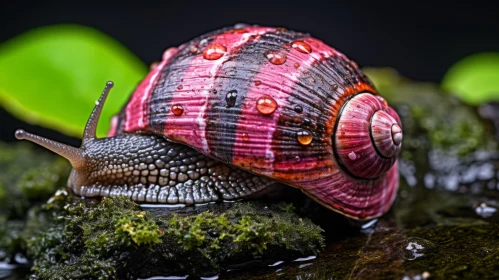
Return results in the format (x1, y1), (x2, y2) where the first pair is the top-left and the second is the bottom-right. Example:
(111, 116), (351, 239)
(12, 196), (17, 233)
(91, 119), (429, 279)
(14, 129), (85, 168)
(83, 81), (113, 143)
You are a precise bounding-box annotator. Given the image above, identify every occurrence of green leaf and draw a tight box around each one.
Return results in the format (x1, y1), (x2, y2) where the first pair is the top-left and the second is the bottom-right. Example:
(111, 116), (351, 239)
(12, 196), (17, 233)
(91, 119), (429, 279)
(442, 52), (499, 105)
(0, 24), (148, 138)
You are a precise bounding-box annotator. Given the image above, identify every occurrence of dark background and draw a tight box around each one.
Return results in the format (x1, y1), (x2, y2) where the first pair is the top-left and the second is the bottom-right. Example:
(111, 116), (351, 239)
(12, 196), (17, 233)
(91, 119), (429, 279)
(1, 0), (498, 144)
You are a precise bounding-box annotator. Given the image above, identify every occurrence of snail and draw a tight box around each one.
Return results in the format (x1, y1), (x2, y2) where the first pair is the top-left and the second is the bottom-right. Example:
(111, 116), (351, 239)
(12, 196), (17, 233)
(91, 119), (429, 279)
(15, 24), (402, 220)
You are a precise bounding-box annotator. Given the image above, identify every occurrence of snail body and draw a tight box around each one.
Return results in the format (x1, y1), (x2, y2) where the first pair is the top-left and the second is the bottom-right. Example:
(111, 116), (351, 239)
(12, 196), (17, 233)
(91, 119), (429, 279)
(16, 25), (402, 220)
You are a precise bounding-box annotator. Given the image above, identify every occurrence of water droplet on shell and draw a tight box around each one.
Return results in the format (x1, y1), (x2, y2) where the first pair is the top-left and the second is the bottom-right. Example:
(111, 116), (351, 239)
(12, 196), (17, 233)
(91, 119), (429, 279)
(255, 81), (262, 86)
(256, 95), (278, 115)
(294, 105), (303, 113)
(293, 62), (300, 69)
(171, 105), (184, 116)
(296, 130), (313, 146)
(177, 85), (183, 90)
(295, 156), (301, 163)
(348, 151), (357, 160)
(264, 50), (287, 65)
(291, 40), (312, 54)
(242, 133), (249, 141)
(225, 90), (238, 107)
(203, 43), (227, 60)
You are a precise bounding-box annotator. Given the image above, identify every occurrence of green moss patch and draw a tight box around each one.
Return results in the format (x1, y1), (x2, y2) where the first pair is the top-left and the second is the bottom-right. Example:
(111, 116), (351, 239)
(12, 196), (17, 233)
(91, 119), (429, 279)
(22, 194), (323, 279)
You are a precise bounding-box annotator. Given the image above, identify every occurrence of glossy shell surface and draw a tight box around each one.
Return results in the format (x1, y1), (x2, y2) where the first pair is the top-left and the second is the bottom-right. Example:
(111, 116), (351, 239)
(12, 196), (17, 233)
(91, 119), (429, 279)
(109, 25), (401, 219)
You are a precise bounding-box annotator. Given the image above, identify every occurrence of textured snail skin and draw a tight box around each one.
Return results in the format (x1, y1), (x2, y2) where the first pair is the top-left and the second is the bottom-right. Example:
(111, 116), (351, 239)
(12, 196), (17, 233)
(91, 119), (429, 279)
(72, 134), (275, 203)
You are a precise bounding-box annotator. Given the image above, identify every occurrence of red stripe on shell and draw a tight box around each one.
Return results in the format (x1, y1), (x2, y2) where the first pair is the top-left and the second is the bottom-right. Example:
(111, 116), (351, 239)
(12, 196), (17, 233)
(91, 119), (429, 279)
(231, 37), (342, 177)
(123, 47), (178, 132)
(158, 27), (276, 154)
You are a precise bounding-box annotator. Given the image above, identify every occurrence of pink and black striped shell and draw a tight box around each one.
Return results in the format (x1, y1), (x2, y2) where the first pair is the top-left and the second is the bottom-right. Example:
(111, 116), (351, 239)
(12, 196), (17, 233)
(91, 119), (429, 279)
(109, 25), (402, 220)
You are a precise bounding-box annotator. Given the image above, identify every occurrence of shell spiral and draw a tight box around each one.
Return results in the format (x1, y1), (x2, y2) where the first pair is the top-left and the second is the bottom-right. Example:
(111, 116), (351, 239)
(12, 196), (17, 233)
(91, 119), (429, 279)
(109, 25), (402, 220)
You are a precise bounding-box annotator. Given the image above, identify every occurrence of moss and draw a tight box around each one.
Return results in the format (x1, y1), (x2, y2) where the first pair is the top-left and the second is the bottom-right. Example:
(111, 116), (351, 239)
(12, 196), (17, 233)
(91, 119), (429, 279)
(166, 210), (272, 256)
(162, 202), (323, 267)
(18, 158), (70, 201)
(26, 195), (163, 279)
(0, 181), (6, 203)
(0, 143), (70, 263)
(21, 194), (323, 279)
(0, 217), (25, 257)
(0, 142), (70, 219)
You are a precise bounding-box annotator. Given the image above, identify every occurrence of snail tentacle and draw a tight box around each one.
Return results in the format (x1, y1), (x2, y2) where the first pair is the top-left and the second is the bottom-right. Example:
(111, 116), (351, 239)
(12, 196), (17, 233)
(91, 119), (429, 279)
(83, 81), (114, 143)
(14, 129), (85, 168)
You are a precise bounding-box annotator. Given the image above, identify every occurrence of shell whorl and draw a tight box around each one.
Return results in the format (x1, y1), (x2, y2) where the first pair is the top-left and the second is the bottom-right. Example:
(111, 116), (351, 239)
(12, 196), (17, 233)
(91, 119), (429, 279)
(335, 93), (402, 179)
(111, 25), (402, 220)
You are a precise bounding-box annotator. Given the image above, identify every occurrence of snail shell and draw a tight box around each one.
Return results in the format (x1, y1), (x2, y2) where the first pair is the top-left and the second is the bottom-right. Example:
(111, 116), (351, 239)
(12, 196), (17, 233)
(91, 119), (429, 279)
(107, 25), (403, 219)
